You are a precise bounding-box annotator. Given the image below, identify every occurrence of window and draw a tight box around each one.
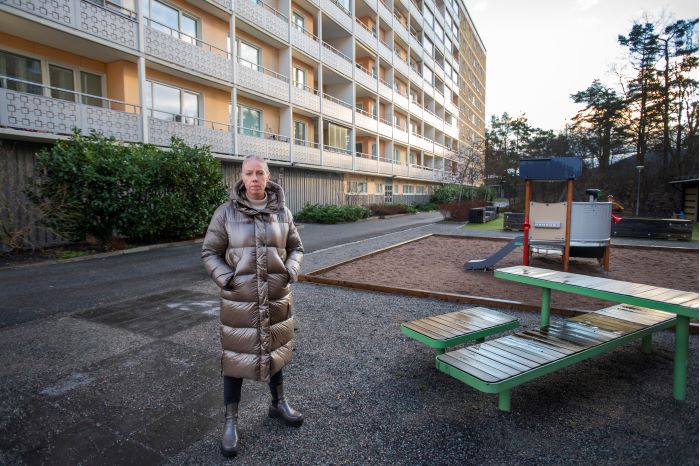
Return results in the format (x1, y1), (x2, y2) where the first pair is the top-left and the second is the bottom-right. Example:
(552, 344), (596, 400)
(238, 40), (261, 69)
(148, 0), (198, 45)
(371, 142), (377, 158)
(422, 36), (433, 57)
(403, 184), (414, 194)
(0, 50), (42, 95)
(422, 5), (434, 27)
(416, 185), (426, 194)
(348, 181), (367, 194)
(355, 142), (363, 154)
(393, 148), (401, 162)
(146, 81), (200, 124)
(375, 183), (383, 194)
(408, 152), (417, 164)
(49, 64), (75, 102)
(327, 122), (350, 151)
(292, 12), (305, 31)
(238, 104), (261, 136)
(294, 120), (306, 143)
(423, 65), (433, 85)
(293, 66), (306, 88)
(435, 22), (443, 41)
(80, 71), (104, 106)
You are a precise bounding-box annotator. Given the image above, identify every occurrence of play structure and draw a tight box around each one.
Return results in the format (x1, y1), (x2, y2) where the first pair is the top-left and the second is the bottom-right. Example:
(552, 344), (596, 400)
(465, 157), (614, 273)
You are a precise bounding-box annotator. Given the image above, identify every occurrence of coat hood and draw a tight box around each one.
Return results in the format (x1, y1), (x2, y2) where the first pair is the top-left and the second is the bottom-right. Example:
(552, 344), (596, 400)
(231, 179), (286, 214)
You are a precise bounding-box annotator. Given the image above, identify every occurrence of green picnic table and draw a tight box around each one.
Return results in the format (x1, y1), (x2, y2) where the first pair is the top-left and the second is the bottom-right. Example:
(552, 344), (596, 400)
(493, 265), (698, 401)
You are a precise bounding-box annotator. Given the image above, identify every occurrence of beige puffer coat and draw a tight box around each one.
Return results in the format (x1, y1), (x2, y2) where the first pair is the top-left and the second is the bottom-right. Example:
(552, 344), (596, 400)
(201, 180), (303, 382)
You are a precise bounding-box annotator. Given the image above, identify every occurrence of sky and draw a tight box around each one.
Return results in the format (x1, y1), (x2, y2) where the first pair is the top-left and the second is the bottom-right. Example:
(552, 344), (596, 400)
(466, 0), (699, 131)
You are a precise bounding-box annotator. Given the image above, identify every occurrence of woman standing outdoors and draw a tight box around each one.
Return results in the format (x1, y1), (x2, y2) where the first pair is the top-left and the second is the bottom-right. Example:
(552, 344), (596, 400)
(201, 155), (304, 457)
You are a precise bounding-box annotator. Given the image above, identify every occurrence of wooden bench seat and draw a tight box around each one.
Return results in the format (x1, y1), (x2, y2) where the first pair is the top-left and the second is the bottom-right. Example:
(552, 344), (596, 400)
(435, 304), (676, 412)
(401, 307), (519, 354)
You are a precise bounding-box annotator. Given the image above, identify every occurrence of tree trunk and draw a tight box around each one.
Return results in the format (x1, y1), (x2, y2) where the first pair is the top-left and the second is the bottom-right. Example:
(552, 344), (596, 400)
(661, 40), (671, 179)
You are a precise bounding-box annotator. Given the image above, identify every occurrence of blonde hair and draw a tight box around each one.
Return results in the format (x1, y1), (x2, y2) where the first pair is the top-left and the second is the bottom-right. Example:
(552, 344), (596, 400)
(242, 155), (270, 174)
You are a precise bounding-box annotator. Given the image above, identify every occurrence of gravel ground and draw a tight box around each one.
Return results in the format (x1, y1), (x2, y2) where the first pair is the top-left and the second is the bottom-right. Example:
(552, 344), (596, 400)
(171, 277), (698, 465)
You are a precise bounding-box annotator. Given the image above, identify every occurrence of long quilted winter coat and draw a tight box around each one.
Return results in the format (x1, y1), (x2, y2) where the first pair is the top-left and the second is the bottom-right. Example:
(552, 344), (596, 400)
(201, 180), (304, 382)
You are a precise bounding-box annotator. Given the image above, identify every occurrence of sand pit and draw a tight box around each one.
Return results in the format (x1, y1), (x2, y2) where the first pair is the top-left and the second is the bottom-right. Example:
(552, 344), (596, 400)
(310, 235), (699, 312)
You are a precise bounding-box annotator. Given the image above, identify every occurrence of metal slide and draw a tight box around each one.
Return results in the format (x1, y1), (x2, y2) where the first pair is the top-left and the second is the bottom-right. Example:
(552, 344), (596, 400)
(464, 236), (523, 271)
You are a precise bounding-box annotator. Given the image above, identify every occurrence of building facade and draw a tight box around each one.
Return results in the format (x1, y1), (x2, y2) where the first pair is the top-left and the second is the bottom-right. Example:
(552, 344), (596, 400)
(0, 0), (486, 213)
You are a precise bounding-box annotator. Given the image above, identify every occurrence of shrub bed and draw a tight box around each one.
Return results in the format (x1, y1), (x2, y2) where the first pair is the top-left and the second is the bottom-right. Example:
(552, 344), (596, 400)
(294, 203), (371, 224)
(368, 203), (417, 216)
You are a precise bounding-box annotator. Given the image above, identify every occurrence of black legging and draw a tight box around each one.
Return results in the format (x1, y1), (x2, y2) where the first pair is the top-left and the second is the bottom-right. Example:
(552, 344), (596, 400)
(224, 370), (284, 405)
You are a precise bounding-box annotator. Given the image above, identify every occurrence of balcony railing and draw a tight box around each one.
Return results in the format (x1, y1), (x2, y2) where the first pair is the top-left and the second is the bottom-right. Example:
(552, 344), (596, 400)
(378, 0), (392, 23)
(149, 110), (234, 154)
(322, 94), (353, 123)
(323, 145), (353, 169)
(355, 19), (377, 49)
(393, 13), (409, 41)
(322, 0), (352, 31)
(237, 127), (290, 161)
(144, 18), (232, 82)
(292, 24), (320, 59)
(378, 77), (393, 97)
(378, 116), (393, 137)
(378, 39), (393, 62)
(322, 42), (353, 77)
(292, 139), (321, 165)
(235, 0), (288, 42)
(3, 0), (138, 50)
(355, 107), (377, 132)
(237, 58), (290, 102)
(0, 76), (141, 141)
(355, 63), (378, 91)
(292, 82), (321, 112)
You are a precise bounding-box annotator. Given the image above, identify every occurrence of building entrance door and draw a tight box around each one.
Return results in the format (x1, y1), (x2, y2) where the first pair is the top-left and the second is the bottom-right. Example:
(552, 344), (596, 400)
(384, 182), (393, 203)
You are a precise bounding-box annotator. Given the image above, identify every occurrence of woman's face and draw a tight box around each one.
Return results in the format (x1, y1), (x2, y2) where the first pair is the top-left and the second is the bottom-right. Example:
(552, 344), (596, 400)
(242, 159), (270, 200)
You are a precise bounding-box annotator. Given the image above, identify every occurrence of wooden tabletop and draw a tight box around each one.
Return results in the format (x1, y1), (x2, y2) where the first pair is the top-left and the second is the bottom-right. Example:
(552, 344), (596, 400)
(494, 265), (699, 319)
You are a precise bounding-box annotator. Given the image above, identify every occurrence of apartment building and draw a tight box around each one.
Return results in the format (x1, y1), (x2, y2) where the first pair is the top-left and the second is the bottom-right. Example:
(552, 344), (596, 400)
(0, 0), (486, 213)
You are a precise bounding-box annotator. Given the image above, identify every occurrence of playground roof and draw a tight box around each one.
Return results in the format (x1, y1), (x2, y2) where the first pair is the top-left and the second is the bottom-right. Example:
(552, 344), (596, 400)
(519, 157), (583, 181)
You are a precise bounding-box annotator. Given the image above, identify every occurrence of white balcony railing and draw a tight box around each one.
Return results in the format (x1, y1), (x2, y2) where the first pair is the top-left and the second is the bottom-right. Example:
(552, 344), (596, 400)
(144, 19), (232, 82)
(355, 19), (377, 50)
(355, 108), (377, 132)
(393, 55), (409, 76)
(378, 39), (393, 62)
(378, 78), (393, 100)
(378, 0), (392, 23)
(323, 146), (353, 169)
(378, 117), (393, 137)
(393, 91), (408, 110)
(393, 124), (409, 143)
(322, 0), (352, 31)
(409, 66), (422, 86)
(0, 76), (141, 141)
(292, 82), (321, 112)
(355, 64), (378, 91)
(3, 0), (139, 50)
(393, 15), (409, 41)
(322, 94), (353, 123)
(149, 112), (234, 154)
(408, 0), (420, 19)
(355, 152), (379, 173)
(322, 42), (353, 77)
(292, 25), (320, 59)
(235, 0), (288, 42)
(293, 140), (321, 165)
(237, 128), (291, 162)
(236, 59), (290, 102)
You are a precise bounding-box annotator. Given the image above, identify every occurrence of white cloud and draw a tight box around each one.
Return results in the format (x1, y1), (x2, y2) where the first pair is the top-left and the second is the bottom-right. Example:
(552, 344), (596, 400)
(574, 0), (600, 11)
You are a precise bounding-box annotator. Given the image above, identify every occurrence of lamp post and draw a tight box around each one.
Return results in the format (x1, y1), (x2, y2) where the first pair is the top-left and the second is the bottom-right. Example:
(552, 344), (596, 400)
(635, 165), (644, 216)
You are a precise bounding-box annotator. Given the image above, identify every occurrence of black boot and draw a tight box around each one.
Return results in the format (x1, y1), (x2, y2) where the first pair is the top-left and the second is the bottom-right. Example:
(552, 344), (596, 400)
(268, 382), (304, 427)
(221, 403), (239, 457)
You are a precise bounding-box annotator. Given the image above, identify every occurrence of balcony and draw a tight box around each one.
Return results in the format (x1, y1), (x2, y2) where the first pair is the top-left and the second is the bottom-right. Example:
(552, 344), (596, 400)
(145, 20), (232, 83)
(355, 108), (377, 132)
(378, 116), (393, 137)
(236, 59), (290, 102)
(208, 0), (232, 12)
(393, 52), (409, 76)
(292, 82), (321, 112)
(235, 0), (288, 43)
(378, 78), (393, 100)
(3, 0), (138, 50)
(378, 157), (394, 175)
(409, 100), (423, 118)
(321, 0), (352, 31)
(409, 31), (421, 54)
(293, 139), (321, 165)
(364, 0), (378, 12)
(411, 132), (432, 152)
(377, 0), (392, 23)
(393, 123), (408, 143)
(408, 0), (420, 19)
(322, 42), (353, 78)
(322, 94), (352, 123)
(0, 77), (141, 141)
(292, 25), (321, 59)
(378, 39), (393, 62)
(409, 67), (422, 87)
(393, 90), (408, 110)
(150, 113), (234, 154)
(323, 146), (353, 169)
(409, 164), (439, 180)
(393, 13), (408, 41)
(355, 19), (377, 50)
(355, 64), (378, 92)
(355, 152), (379, 173)
(237, 128), (291, 162)
(393, 161), (408, 176)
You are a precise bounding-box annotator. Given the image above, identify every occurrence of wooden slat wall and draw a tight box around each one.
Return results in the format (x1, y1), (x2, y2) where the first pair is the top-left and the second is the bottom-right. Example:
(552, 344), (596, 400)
(0, 140), (66, 251)
(683, 186), (697, 222)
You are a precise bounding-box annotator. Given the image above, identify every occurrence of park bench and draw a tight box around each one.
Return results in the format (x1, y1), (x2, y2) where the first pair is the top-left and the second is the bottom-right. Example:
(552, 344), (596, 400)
(402, 307), (519, 354)
(435, 266), (698, 412)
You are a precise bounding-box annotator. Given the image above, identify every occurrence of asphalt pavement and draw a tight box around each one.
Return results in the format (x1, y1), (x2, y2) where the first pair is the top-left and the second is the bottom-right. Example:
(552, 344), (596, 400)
(0, 214), (697, 465)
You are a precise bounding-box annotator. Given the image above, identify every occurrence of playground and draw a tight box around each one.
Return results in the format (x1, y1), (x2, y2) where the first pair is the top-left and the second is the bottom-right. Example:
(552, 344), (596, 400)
(309, 234), (699, 313)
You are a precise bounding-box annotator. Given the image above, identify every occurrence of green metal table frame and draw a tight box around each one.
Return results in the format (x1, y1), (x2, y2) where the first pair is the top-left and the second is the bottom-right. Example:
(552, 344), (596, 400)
(493, 267), (698, 401)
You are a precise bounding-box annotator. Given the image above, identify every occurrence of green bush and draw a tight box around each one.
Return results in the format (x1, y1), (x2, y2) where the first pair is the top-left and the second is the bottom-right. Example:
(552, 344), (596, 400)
(368, 203), (417, 216)
(295, 203), (371, 224)
(29, 130), (229, 242)
(414, 202), (438, 212)
(430, 184), (495, 204)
